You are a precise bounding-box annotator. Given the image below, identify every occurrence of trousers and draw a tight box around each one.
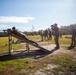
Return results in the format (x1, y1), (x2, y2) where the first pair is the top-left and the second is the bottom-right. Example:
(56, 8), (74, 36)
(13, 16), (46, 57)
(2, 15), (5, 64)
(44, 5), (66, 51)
(54, 36), (59, 47)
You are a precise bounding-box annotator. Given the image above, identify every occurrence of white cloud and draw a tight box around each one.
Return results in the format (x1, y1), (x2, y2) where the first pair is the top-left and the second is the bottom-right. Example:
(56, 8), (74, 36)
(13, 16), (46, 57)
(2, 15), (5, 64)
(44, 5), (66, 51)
(0, 24), (11, 29)
(0, 16), (35, 23)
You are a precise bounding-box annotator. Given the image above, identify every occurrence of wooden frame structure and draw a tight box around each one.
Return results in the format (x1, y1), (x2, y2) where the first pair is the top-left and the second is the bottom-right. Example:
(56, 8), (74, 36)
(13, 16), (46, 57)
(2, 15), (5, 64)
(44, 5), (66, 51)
(0, 27), (49, 56)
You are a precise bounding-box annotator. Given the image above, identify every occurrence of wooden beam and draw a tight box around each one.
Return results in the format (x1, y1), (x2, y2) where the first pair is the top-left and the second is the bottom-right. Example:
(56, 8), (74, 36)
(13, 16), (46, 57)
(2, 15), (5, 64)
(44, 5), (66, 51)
(8, 35), (12, 56)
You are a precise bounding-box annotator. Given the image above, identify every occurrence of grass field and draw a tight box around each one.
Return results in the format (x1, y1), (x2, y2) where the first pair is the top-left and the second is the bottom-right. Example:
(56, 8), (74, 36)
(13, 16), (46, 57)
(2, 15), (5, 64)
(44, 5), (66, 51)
(0, 51), (76, 75)
(27, 35), (71, 44)
(0, 37), (23, 53)
(0, 35), (72, 53)
(28, 35), (72, 48)
(0, 35), (76, 75)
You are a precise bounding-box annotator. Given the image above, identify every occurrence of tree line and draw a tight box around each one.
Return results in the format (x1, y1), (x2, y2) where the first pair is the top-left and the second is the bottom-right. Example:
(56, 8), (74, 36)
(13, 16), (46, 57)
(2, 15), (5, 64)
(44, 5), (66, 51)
(24, 24), (76, 35)
(59, 24), (76, 35)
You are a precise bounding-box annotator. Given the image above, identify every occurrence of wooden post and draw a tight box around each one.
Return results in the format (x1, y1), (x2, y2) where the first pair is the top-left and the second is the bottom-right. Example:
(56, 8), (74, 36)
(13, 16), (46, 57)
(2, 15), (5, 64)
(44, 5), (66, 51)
(10, 36), (12, 52)
(8, 35), (11, 56)
(26, 43), (29, 53)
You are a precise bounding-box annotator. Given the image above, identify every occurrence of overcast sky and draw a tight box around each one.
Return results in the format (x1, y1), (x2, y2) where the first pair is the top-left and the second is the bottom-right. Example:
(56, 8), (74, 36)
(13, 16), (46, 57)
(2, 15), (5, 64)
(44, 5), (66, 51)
(0, 0), (76, 31)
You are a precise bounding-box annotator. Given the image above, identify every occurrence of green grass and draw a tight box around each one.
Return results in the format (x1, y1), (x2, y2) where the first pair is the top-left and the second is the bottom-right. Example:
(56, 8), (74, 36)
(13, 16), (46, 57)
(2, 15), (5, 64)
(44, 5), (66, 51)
(27, 35), (41, 41)
(40, 54), (76, 74)
(0, 53), (76, 75)
(0, 37), (8, 52)
(12, 44), (22, 50)
(50, 55), (76, 74)
(59, 36), (71, 44)
(27, 35), (71, 45)
(51, 35), (71, 45)
(0, 58), (32, 75)
(0, 37), (23, 53)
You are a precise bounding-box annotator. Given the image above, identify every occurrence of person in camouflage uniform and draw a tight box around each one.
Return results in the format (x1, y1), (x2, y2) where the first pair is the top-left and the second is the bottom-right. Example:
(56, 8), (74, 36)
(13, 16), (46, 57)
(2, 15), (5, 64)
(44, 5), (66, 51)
(68, 27), (76, 49)
(51, 23), (60, 49)
(47, 28), (52, 40)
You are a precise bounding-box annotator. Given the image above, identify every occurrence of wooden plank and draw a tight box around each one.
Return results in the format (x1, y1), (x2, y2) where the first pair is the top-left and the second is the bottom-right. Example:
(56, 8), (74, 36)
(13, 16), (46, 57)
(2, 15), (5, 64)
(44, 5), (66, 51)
(7, 29), (49, 52)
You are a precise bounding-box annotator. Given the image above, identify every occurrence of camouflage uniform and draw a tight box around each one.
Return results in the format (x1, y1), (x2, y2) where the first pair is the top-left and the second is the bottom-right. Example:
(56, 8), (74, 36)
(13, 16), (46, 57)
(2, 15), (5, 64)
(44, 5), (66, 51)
(39, 30), (44, 41)
(71, 28), (76, 47)
(47, 28), (52, 40)
(51, 24), (59, 49)
(54, 25), (59, 49)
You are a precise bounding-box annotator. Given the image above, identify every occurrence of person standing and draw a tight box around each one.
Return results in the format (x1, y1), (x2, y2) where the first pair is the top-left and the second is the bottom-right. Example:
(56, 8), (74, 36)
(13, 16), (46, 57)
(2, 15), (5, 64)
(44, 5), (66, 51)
(51, 23), (60, 49)
(39, 29), (44, 41)
(47, 28), (52, 40)
(68, 27), (76, 49)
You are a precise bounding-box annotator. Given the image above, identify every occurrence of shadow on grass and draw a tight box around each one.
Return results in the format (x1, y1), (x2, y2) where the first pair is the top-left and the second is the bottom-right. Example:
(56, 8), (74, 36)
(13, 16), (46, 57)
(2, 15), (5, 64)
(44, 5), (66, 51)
(0, 48), (58, 61)
(67, 45), (75, 50)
